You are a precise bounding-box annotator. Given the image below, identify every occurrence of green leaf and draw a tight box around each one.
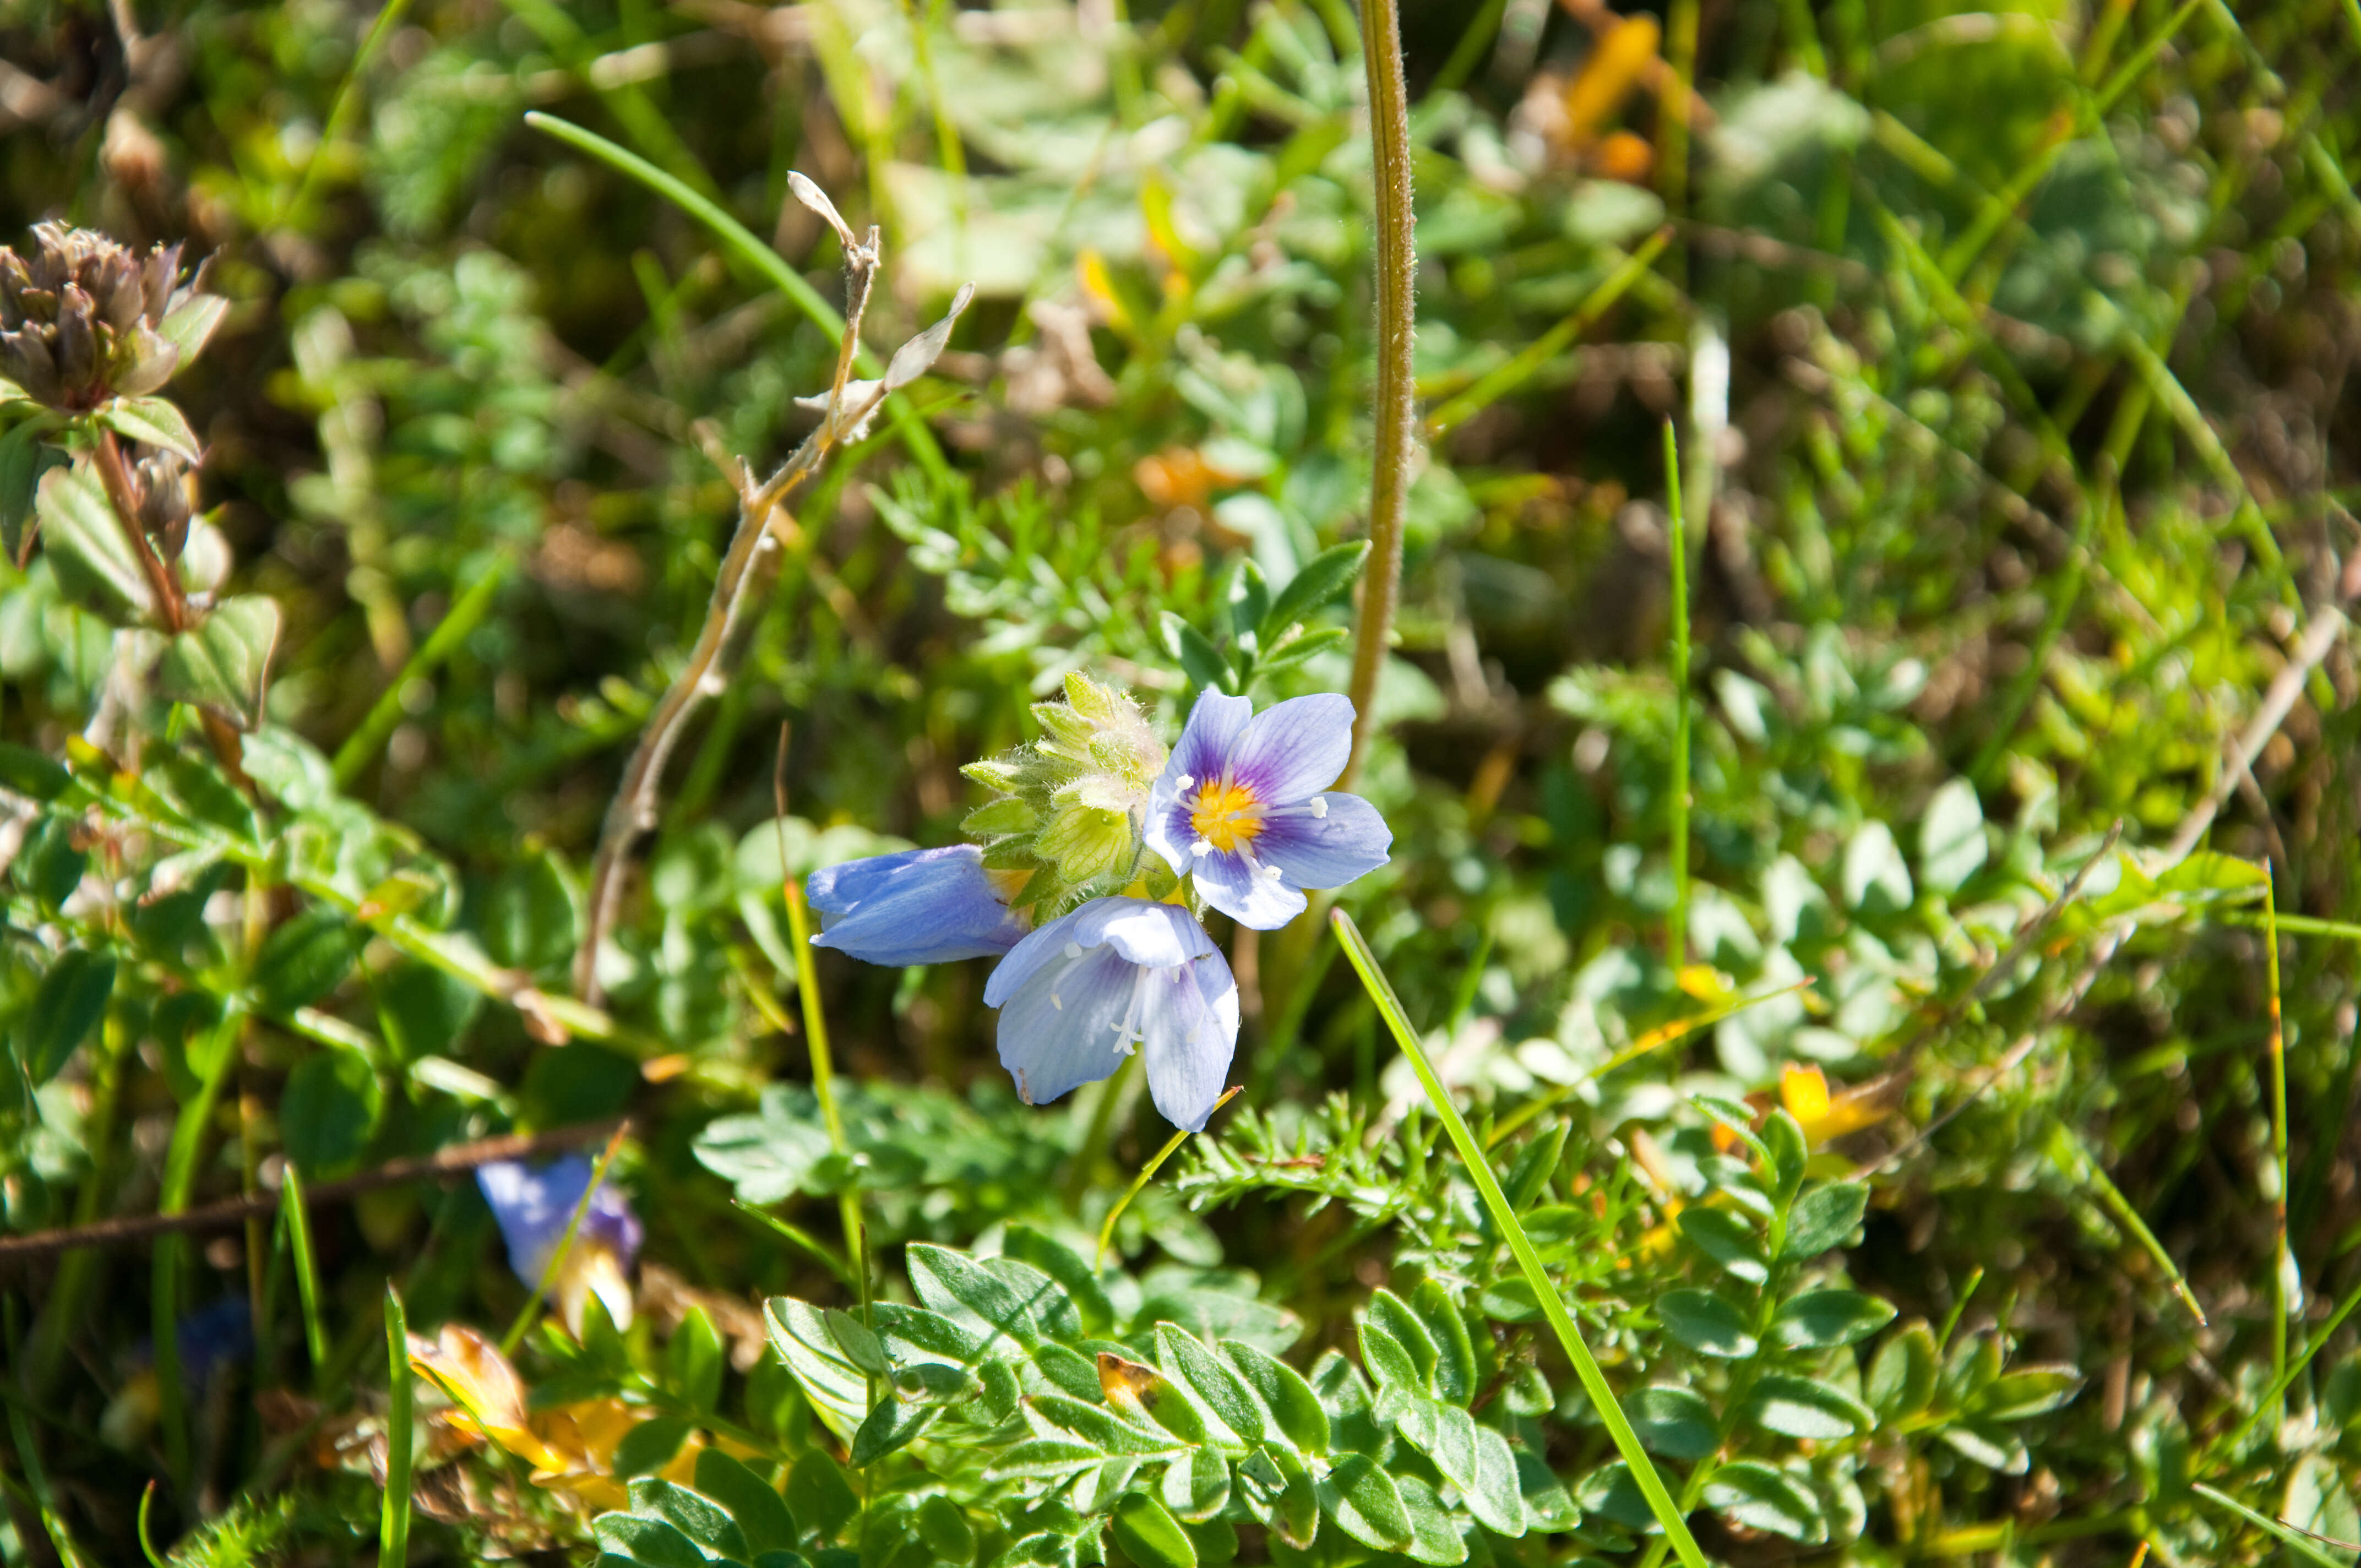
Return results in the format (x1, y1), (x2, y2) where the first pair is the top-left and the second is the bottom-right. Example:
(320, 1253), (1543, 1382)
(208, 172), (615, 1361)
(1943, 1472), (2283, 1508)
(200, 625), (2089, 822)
(1574, 1462), (1656, 1529)
(17, 948), (113, 1083)
(1156, 1324), (1269, 1449)
(1112, 1492), (1196, 1568)
(1259, 541), (1368, 645)
(1656, 1289), (1758, 1359)
(157, 294), (229, 363)
(0, 420), (62, 563)
(241, 726), (336, 809)
(1226, 556), (1270, 641)
(1781, 1182), (1868, 1259)
(625, 1478), (749, 1560)
(1220, 1341), (1328, 1456)
(850, 1397), (937, 1466)
(592, 1513), (706, 1568)
(157, 595), (280, 729)
(1005, 1226), (1116, 1333)
(1160, 1445), (1231, 1521)
(0, 743), (69, 802)
(692, 1450), (798, 1555)
(1161, 611), (1233, 694)
(1918, 778), (1987, 894)
(16, 815), (84, 908)
(915, 1494), (974, 1562)
(907, 1242), (1049, 1354)
(961, 796), (1036, 837)
(765, 1299), (872, 1437)
(1392, 1474), (1467, 1566)
(1677, 1207), (1768, 1284)
(1410, 1281), (1478, 1406)
(612, 1417), (694, 1480)
(1316, 1453), (1412, 1551)
(786, 1450), (859, 1542)
(1865, 1320), (1938, 1418)
(1972, 1364), (2085, 1420)
(1703, 1461), (1826, 1543)
(1938, 1420), (2029, 1473)
(1625, 1385), (1718, 1460)
(667, 1306), (725, 1415)
(1505, 1120), (1569, 1211)
(1841, 821), (1914, 912)
(1357, 1316), (1426, 1395)
(1365, 1290), (1439, 1390)
(1739, 1374), (1873, 1439)
(39, 461), (151, 617)
(1759, 1110), (1808, 1205)
(1772, 1289), (1897, 1350)
(98, 395), (201, 462)
(1253, 624), (1348, 678)
(253, 906), (356, 1014)
(478, 850), (579, 972)
(280, 1047), (382, 1178)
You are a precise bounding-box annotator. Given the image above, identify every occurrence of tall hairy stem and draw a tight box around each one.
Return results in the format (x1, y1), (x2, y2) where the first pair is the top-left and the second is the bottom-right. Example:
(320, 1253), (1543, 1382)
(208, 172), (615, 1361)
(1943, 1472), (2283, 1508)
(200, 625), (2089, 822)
(1341, 0), (1416, 789)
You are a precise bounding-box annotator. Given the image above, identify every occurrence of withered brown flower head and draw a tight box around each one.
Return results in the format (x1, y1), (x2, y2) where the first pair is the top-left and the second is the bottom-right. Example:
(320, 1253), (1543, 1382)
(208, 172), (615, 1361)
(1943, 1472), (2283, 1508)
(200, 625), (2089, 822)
(131, 446), (194, 562)
(0, 222), (213, 412)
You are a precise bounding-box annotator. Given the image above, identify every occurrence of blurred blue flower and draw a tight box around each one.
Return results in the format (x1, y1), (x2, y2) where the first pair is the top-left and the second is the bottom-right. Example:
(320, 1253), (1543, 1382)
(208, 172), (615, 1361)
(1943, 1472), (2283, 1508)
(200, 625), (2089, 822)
(807, 843), (1031, 966)
(1145, 691), (1391, 929)
(477, 1156), (642, 1337)
(982, 897), (1238, 1131)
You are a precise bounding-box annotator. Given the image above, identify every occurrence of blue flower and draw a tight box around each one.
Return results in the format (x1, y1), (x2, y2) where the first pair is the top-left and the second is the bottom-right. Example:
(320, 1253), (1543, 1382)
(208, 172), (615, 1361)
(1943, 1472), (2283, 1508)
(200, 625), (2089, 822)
(807, 844), (1031, 966)
(1144, 690), (1392, 929)
(477, 1156), (643, 1337)
(982, 897), (1238, 1132)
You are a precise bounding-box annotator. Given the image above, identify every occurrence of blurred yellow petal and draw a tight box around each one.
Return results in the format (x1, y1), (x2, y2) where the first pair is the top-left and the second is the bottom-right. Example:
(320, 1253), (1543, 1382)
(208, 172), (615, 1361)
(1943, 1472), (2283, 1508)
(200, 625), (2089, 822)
(1563, 16), (1660, 151)
(1781, 1062), (1885, 1145)
(553, 1242), (635, 1340)
(407, 1324), (558, 1469)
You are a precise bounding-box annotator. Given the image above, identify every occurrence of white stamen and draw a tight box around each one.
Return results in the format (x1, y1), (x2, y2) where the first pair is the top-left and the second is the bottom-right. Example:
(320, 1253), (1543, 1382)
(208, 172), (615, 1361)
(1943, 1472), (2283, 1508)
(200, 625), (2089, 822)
(1192, 839), (1214, 857)
(1262, 863), (1283, 880)
(1063, 941), (1084, 960)
(1051, 994), (1063, 1010)
(1309, 796), (1328, 818)
(1176, 774), (1194, 791)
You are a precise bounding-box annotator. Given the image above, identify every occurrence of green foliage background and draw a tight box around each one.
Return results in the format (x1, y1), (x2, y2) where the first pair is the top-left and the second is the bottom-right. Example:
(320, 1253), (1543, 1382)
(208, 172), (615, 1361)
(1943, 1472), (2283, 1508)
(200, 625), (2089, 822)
(2, 0), (2359, 1561)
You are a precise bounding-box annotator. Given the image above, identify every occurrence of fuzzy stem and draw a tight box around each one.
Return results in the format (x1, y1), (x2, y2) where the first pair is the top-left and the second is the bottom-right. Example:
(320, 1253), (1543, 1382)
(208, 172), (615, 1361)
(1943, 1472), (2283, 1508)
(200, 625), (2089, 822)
(1341, 0), (1416, 788)
(1662, 419), (1690, 969)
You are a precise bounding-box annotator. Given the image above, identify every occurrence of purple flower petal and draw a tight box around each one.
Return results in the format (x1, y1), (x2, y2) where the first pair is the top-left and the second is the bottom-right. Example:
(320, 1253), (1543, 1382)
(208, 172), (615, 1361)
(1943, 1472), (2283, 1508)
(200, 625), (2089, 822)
(1167, 689), (1252, 786)
(808, 845), (1029, 966)
(1254, 793), (1392, 891)
(1188, 843), (1309, 929)
(1228, 693), (1354, 801)
(984, 897), (1237, 1126)
(477, 1156), (641, 1289)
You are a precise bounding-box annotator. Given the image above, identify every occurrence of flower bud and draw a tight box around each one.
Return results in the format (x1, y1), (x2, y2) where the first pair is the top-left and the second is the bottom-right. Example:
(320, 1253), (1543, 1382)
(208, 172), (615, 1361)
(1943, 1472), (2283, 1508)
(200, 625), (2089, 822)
(0, 224), (214, 412)
(130, 447), (194, 562)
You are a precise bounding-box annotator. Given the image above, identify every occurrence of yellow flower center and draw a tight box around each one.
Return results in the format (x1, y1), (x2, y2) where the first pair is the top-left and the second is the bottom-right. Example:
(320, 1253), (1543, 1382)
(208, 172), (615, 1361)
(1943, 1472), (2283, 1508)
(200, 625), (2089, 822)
(1190, 777), (1264, 853)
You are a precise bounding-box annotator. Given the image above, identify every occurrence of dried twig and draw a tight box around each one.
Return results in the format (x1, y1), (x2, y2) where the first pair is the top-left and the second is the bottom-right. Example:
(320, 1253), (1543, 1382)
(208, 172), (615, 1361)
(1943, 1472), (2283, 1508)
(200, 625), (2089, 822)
(2164, 594), (2352, 863)
(0, 1121), (624, 1265)
(572, 176), (972, 1003)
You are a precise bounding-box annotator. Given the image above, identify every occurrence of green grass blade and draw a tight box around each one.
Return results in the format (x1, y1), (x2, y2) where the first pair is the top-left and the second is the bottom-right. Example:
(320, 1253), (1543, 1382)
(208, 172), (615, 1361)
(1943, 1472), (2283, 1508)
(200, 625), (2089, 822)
(524, 112), (947, 481)
(282, 1161), (332, 1390)
(1331, 908), (1710, 1568)
(332, 549), (515, 787)
(1426, 228), (1670, 436)
(2192, 1483), (2351, 1568)
(382, 1285), (414, 1568)
(499, 1121), (629, 1355)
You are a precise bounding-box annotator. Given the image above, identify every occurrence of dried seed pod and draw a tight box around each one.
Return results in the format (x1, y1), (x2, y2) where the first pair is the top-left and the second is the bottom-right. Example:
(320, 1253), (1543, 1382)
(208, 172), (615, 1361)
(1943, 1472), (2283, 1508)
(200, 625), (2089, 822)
(0, 223), (217, 412)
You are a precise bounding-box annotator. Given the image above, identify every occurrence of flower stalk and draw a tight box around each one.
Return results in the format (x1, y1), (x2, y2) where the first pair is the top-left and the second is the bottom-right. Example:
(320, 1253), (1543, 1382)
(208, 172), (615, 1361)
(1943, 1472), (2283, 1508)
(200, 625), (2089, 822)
(1342, 0), (1417, 789)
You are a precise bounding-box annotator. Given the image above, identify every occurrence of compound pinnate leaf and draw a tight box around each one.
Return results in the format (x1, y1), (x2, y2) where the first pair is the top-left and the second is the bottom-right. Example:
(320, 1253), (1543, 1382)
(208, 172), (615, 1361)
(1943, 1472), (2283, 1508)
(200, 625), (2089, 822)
(592, 1513), (708, 1568)
(623, 1479), (749, 1561)
(1626, 1385), (1718, 1460)
(1866, 1320), (1939, 1418)
(1678, 1206), (1769, 1284)
(1739, 1374), (1873, 1439)
(1111, 1492), (1196, 1568)
(1221, 1341), (1329, 1456)
(1156, 1323), (1270, 1450)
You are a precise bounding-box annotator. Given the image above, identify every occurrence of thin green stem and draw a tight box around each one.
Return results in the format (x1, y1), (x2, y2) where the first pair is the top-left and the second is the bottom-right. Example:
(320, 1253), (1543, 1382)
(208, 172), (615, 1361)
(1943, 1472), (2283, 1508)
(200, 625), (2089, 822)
(282, 0), (417, 230)
(281, 1161), (331, 1391)
(1662, 418), (1690, 969)
(2193, 1483), (2351, 1568)
(499, 1122), (629, 1355)
(1331, 910), (1710, 1568)
(153, 1010), (241, 1493)
(1341, 0), (1417, 788)
(382, 1286), (414, 1568)
(331, 549), (515, 788)
(1067, 1052), (1142, 1208)
(2265, 875), (2290, 1428)
(1429, 0), (1508, 95)
(1096, 1086), (1242, 1266)
(784, 878), (873, 1333)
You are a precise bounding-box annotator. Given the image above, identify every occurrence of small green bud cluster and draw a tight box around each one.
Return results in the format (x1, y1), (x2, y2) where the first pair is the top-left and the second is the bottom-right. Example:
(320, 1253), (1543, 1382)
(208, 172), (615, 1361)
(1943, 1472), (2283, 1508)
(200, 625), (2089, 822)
(961, 672), (1178, 917)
